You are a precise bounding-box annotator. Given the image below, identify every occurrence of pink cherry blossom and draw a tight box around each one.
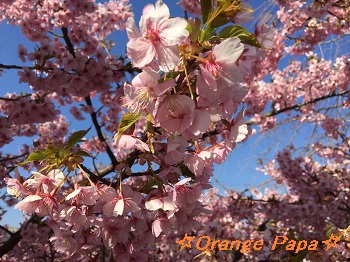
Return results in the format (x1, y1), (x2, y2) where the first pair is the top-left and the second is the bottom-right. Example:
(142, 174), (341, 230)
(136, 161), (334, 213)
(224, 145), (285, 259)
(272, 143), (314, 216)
(3, 0), (347, 261)
(5, 177), (28, 199)
(101, 217), (131, 248)
(145, 193), (177, 211)
(126, 0), (189, 71)
(59, 206), (89, 233)
(114, 134), (150, 152)
(224, 110), (251, 148)
(14, 194), (50, 215)
(122, 67), (174, 113)
(196, 37), (244, 102)
(255, 13), (274, 49)
(154, 94), (195, 133)
(50, 234), (77, 256)
(103, 185), (142, 217)
(26, 169), (65, 193)
(65, 186), (99, 206)
(173, 178), (202, 207)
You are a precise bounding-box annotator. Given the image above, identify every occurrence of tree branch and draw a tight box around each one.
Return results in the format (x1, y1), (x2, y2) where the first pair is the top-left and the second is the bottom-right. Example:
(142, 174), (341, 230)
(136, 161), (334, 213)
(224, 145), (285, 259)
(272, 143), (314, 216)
(0, 63), (36, 70)
(80, 164), (112, 185)
(0, 216), (42, 257)
(85, 96), (119, 167)
(0, 153), (28, 163)
(0, 225), (14, 236)
(61, 27), (120, 168)
(248, 89), (350, 125)
(269, 90), (349, 117)
(61, 27), (76, 58)
(0, 229), (21, 257)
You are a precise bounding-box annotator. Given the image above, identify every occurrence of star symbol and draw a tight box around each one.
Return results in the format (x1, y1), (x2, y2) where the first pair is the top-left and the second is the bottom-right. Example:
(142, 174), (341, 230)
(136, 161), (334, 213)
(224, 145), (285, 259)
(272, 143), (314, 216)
(176, 233), (196, 251)
(322, 233), (341, 251)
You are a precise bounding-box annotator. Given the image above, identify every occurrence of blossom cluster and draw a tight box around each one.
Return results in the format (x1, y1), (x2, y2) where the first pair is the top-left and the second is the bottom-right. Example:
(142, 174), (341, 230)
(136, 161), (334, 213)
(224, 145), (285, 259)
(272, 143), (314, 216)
(1, 0), (348, 261)
(0, 0), (269, 260)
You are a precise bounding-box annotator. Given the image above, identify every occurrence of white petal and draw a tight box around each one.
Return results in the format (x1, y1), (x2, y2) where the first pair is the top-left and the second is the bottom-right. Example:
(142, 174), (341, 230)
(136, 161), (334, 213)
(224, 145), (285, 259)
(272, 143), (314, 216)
(214, 37), (244, 65)
(113, 200), (124, 216)
(145, 198), (163, 211)
(126, 17), (141, 39)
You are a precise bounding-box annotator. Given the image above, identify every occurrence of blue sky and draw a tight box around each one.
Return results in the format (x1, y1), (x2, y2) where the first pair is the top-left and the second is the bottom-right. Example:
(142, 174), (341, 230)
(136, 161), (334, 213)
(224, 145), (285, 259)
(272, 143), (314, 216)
(0, 0), (297, 227)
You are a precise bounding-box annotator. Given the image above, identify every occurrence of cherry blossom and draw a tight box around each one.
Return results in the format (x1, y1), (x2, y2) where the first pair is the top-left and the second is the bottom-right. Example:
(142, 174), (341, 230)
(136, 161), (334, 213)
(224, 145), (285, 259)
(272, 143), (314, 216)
(1, 0), (348, 261)
(197, 37), (244, 101)
(126, 0), (189, 71)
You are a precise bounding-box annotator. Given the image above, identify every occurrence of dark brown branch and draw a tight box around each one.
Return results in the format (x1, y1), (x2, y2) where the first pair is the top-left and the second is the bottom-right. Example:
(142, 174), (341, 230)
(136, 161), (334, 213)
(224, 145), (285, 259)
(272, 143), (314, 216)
(0, 216), (41, 257)
(128, 169), (161, 177)
(248, 89), (350, 125)
(97, 164), (115, 177)
(268, 90), (350, 117)
(85, 96), (119, 167)
(61, 27), (120, 168)
(80, 164), (111, 185)
(61, 27), (76, 58)
(80, 162), (161, 189)
(0, 63), (36, 70)
(0, 62), (136, 74)
(0, 229), (21, 257)
(0, 225), (14, 236)
(0, 153), (28, 163)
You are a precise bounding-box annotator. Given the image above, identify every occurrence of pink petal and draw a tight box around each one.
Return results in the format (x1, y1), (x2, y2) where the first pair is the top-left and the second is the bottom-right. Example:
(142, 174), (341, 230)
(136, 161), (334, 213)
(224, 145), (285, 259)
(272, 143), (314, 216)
(175, 177), (191, 187)
(65, 188), (82, 201)
(152, 219), (162, 237)
(198, 65), (217, 91)
(163, 195), (177, 211)
(160, 18), (189, 46)
(187, 110), (211, 136)
(127, 39), (155, 68)
(230, 110), (250, 143)
(145, 198), (163, 211)
(155, 44), (180, 72)
(113, 199), (125, 216)
(214, 37), (244, 65)
(126, 17), (141, 39)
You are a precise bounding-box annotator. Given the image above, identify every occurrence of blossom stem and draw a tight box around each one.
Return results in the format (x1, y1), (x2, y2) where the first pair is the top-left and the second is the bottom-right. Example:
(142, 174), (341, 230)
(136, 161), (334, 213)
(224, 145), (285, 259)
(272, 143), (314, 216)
(183, 64), (194, 99)
(78, 164), (95, 186)
(51, 171), (70, 196)
(194, 141), (201, 153)
(188, 54), (205, 62)
(118, 169), (123, 193)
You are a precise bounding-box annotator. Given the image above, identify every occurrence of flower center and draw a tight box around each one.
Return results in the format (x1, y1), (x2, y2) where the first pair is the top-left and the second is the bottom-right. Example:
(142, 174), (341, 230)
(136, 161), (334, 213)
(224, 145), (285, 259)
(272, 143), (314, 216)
(205, 62), (221, 77)
(145, 20), (161, 44)
(165, 97), (185, 119)
(204, 52), (221, 77)
(135, 87), (154, 110)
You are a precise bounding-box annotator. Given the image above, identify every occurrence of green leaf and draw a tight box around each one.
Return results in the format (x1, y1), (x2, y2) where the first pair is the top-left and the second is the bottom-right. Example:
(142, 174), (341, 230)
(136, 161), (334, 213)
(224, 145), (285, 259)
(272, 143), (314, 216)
(179, 164), (195, 179)
(159, 71), (180, 83)
(67, 126), (91, 149)
(19, 150), (49, 165)
(73, 151), (92, 158)
(199, 28), (212, 42)
(288, 228), (296, 240)
(201, 0), (214, 25)
(199, 0), (231, 42)
(192, 18), (202, 42)
(217, 25), (263, 48)
(325, 228), (333, 239)
(115, 112), (141, 138)
(207, 0), (231, 25)
(210, 16), (230, 29)
(146, 114), (155, 154)
(290, 252), (307, 262)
